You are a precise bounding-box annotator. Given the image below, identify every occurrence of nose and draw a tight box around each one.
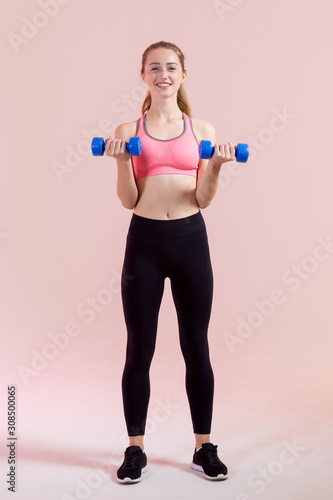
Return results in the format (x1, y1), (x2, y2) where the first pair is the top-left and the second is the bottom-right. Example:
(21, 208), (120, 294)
(160, 67), (169, 78)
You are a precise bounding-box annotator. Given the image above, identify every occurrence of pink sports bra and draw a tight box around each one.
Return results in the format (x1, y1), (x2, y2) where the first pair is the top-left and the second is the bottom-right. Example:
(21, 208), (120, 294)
(131, 112), (200, 180)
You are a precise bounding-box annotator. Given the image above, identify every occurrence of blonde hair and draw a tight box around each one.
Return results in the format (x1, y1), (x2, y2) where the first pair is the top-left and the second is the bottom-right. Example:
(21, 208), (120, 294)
(140, 41), (192, 117)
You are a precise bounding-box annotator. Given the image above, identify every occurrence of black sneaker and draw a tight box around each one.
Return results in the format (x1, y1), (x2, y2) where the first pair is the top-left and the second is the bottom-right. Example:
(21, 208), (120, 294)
(116, 445), (148, 483)
(191, 443), (228, 480)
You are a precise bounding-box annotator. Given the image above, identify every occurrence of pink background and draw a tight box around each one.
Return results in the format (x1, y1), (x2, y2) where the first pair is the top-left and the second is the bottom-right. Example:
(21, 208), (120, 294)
(1, 0), (332, 498)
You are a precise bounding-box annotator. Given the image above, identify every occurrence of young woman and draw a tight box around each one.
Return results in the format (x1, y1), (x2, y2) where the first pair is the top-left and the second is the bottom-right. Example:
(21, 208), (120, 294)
(104, 41), (235, 484)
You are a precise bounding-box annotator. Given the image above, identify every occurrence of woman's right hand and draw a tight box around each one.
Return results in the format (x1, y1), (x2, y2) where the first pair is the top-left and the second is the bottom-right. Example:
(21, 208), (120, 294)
(104, 137), (131, 161)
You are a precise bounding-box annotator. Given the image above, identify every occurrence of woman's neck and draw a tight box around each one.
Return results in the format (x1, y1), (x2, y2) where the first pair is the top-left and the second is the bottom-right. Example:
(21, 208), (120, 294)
(145, 101), (182, 122)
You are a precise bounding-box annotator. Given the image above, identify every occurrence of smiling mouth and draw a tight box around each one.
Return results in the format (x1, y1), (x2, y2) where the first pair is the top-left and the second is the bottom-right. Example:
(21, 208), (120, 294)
(156, 83), (171, 87)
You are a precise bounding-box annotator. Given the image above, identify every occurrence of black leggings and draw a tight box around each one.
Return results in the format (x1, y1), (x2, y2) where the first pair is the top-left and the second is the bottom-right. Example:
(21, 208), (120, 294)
(120, 210), (214, 436)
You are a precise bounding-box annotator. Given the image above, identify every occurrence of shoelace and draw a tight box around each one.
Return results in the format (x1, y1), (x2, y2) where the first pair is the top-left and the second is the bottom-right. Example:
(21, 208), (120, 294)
(123, 450), (141, 469)
(203, 445), (222, 465)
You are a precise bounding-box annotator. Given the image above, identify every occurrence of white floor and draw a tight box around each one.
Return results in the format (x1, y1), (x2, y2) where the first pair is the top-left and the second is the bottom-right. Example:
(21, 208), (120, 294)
(1, 297), (332, 500)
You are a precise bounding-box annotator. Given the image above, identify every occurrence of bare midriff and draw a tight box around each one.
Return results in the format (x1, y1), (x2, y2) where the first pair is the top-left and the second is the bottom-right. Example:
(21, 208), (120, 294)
(133, 173), (199, 220)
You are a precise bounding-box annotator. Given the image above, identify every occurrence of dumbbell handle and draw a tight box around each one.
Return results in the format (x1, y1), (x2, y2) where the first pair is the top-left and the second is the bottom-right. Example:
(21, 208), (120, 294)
(199, 140), (249, 163)
(91, 136), (142, 156)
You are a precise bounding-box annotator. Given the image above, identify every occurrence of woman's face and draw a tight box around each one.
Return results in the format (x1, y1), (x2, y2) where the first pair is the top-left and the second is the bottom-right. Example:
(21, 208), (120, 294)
(141, 48), (187, 98)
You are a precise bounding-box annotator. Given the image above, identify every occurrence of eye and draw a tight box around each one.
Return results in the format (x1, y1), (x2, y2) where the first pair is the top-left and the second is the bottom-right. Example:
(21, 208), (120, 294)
(151, 67), (176, 71)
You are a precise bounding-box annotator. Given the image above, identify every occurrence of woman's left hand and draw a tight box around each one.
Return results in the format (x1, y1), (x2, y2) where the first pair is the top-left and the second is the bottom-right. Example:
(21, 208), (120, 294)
(210, 142), (236, 168)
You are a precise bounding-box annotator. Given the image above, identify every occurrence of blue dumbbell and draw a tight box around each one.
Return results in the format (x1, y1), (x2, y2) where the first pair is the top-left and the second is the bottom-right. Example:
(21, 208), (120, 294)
(91, 136), (142, 156)
(199, 140), (249, 163)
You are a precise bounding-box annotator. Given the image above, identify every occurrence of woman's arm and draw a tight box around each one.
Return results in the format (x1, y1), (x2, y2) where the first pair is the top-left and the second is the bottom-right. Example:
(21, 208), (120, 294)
(113, 124), (138, 209)
(195, 121), (235, 208)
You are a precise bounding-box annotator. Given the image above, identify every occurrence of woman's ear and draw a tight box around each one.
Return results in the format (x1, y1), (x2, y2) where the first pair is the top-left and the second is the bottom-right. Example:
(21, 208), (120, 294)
(141, 72), (147, 86)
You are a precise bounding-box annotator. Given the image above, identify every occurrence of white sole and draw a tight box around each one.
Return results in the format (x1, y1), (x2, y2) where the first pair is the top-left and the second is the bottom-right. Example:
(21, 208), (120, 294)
(117, 465), (149, 484)
(191, 462), (228, 480)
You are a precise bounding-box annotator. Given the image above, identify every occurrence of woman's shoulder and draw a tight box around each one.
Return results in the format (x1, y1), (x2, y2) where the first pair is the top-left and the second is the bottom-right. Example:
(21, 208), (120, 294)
(114, 118), (140, 140)
(190, 117), (216, 142)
